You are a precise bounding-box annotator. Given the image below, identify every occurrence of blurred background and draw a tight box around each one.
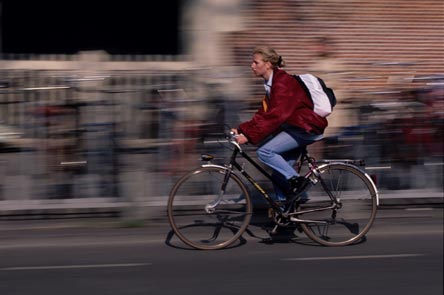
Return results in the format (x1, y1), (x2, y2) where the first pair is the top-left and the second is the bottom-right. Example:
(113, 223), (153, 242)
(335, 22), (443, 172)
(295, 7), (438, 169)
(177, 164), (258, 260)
(0, 0), (442, 219)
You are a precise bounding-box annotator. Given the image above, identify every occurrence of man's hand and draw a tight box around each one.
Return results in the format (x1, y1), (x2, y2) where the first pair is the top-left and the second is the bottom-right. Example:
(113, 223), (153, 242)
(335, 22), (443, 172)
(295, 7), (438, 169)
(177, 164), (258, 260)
(231, 129), (248, 144)
(236, 134), (249, 144)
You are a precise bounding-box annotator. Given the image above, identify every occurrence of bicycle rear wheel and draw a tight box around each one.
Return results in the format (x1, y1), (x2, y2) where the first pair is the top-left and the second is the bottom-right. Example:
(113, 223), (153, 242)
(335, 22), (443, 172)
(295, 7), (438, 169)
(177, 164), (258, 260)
(167, 166), (252, 250)
(299, 163), (378, 246)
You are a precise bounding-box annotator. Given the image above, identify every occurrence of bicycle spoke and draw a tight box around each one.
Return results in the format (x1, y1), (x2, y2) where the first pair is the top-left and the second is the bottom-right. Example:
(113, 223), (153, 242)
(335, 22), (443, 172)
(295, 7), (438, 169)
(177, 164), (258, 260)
(168, 167), (252, 250)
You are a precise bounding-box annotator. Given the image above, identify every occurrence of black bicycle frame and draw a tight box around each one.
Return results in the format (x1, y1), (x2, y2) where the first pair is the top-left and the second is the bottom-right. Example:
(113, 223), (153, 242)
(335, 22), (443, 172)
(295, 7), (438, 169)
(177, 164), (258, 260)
(224, 143), (340, 219)
(227, 145), (289, 211)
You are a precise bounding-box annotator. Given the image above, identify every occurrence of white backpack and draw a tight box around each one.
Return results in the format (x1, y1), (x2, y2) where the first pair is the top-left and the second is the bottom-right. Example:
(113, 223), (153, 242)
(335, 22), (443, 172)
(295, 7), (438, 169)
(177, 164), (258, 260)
(294, 74), (337, 117)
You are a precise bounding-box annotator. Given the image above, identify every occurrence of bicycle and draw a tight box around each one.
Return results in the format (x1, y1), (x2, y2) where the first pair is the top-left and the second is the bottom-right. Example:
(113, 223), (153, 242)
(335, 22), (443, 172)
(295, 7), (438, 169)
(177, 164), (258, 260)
(167, 130), (379, 250)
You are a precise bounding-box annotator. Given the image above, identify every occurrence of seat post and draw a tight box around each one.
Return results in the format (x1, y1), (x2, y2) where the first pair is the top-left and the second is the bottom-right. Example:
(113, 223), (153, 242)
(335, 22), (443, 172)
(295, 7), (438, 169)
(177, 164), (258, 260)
(301, 146), (317, 166)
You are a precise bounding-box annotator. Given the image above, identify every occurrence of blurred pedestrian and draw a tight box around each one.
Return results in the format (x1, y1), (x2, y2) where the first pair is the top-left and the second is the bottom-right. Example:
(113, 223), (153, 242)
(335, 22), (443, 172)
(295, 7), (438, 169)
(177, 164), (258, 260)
(309, 36), (355, 137)
(231, 46), (328, 201)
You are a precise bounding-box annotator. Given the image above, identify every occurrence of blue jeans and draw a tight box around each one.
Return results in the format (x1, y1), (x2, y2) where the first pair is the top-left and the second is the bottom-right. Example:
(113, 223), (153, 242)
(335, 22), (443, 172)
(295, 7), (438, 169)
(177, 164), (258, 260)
(257, 131), (318, 201)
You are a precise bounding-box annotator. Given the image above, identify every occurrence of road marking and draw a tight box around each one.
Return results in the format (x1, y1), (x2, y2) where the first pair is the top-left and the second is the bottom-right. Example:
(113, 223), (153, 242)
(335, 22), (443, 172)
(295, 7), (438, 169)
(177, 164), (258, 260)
(0, 263), (151, 271)
(282, 253), (424, 261)
(405, 208), (434, 211)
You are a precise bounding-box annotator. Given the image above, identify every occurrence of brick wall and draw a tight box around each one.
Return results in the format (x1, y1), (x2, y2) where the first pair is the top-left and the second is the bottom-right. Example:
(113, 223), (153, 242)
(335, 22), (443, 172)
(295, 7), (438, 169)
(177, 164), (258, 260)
(225, 0), (443, 95)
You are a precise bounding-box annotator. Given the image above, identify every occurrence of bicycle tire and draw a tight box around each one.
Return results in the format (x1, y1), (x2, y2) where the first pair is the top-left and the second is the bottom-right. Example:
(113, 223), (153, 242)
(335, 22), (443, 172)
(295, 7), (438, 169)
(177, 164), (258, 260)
(299, 163), (378, 246)
(167, 166), (252, 250)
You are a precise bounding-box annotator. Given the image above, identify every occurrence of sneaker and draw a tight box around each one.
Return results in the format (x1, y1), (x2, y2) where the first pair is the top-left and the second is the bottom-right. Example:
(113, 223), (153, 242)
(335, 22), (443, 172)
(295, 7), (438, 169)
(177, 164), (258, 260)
(288, 176), (309, 196)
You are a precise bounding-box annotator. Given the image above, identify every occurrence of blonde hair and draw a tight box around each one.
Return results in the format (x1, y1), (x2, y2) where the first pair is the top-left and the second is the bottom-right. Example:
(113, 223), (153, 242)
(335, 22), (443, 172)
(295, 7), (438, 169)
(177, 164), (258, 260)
(252, 46), (285, 68)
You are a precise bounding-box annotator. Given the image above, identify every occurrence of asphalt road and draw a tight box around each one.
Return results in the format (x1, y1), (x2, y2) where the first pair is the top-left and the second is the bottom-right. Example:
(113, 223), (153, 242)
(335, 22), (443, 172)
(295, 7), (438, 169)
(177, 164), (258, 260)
(0, 207), (442, 295)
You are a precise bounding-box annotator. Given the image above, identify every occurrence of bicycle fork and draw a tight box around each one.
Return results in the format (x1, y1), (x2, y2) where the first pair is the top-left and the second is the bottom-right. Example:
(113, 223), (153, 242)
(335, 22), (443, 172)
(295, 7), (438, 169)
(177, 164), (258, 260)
(205, 167), (232, 213)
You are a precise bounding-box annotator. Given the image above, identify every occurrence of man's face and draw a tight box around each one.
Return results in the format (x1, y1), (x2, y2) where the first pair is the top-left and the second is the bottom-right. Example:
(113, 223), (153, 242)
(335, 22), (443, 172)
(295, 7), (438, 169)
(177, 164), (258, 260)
(251, 53), (271, 78)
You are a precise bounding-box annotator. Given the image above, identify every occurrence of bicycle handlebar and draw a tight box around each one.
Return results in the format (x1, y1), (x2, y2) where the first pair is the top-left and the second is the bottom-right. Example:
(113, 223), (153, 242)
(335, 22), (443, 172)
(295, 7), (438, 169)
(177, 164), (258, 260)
(226, 130), (243, 152)
(202, 125), (243, 152)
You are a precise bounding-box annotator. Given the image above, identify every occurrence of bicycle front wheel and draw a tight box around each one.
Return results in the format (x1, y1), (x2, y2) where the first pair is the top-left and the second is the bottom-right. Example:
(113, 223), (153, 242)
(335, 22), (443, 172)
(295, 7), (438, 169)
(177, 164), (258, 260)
(167, 166), (252, 250)
(299, 163), (378, 246)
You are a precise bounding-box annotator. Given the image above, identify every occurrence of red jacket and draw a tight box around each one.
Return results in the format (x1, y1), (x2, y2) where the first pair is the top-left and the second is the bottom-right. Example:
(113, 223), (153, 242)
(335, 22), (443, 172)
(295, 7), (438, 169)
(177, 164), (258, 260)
(239, 68), (328, 145)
